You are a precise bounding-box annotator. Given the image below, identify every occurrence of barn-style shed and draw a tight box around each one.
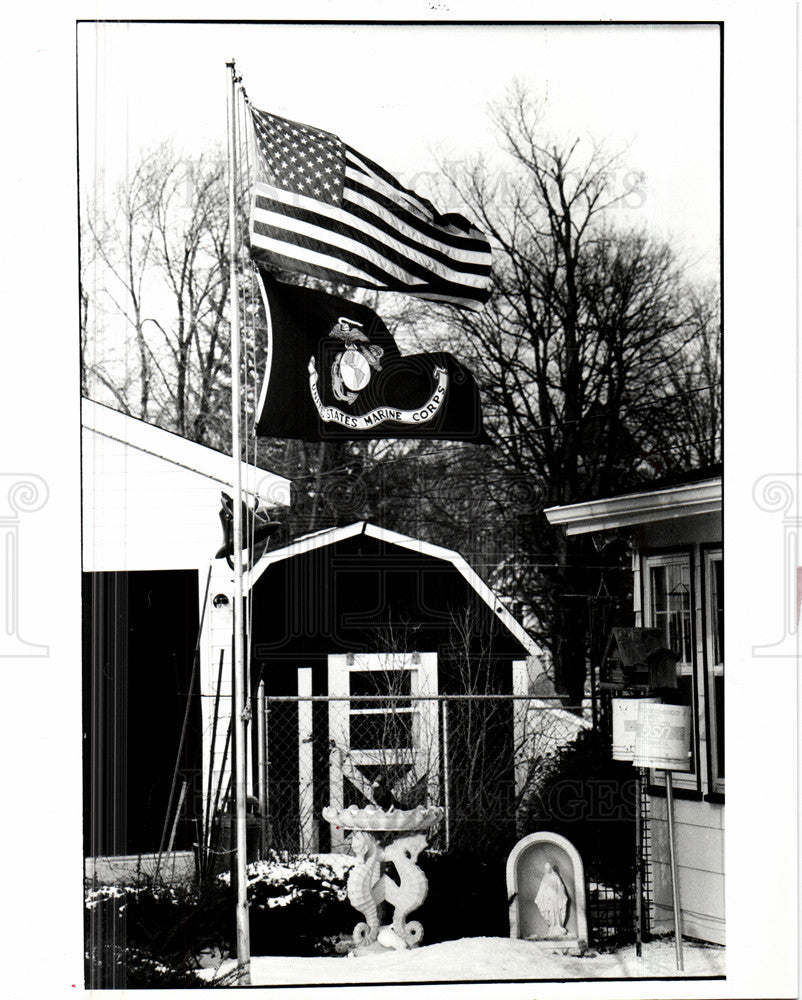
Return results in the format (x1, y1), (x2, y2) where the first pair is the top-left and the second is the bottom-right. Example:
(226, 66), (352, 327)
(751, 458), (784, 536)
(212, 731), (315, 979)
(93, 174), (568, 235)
(199, 522), (577, 858)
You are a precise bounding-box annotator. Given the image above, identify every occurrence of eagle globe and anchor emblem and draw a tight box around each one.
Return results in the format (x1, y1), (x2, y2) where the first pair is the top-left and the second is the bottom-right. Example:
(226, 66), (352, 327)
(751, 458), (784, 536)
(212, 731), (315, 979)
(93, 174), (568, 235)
(329, 316), (385, 404)
(307, 315), (451, 430)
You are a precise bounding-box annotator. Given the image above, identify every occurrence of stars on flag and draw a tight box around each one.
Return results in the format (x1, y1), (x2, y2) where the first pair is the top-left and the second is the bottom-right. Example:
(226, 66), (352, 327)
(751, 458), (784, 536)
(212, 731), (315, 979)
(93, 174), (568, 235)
(251, 108), (344, 204)
(248, 105), (493, 309)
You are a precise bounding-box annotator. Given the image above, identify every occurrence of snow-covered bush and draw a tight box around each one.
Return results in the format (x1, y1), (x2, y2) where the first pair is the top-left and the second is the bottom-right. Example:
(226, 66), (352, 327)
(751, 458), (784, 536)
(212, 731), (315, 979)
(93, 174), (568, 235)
(240, 851), (354, 955)
(84, 876), (234, 989)
(85, 851), (356, 986)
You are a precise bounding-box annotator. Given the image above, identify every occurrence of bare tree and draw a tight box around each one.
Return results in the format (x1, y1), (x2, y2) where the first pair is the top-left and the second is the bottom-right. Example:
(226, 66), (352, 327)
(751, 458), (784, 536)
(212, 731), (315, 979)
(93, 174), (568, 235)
(83, 88), (721, 705)
(83, 146), (165, 417)
(384, 85), (722, 702)
(82, 144), (236, 448)
(635, 282), (722, 472)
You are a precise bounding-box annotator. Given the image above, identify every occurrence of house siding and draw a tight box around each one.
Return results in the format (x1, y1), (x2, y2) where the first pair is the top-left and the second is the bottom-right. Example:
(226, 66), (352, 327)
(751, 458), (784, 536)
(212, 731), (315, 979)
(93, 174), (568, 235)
(639, 511), (724, 945)
(82, 426), (235, 571)
(81, 405), (289, 862)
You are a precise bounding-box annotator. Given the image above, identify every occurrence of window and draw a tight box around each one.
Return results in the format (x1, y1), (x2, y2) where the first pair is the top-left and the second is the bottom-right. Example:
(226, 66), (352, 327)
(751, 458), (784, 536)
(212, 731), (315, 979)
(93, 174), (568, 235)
(704, 548), (724, 793)
(649, 559), (693, 668)
(327, 652), (439, 847)
(642, 551), (698, 787)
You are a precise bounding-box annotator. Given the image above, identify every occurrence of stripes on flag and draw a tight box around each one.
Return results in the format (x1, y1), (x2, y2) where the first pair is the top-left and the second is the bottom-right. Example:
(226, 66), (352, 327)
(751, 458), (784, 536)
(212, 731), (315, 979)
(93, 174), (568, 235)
(248, 108), (492, 310)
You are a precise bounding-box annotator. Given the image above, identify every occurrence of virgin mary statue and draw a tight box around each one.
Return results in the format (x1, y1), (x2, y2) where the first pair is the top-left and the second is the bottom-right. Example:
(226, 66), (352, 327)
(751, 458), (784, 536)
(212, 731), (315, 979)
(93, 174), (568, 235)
(534, 861), (568, 936)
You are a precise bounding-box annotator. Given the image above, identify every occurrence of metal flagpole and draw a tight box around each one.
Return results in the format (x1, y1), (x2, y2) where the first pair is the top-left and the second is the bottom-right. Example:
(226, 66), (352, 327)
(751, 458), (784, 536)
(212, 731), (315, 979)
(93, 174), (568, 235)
(226, 57), (251, 986)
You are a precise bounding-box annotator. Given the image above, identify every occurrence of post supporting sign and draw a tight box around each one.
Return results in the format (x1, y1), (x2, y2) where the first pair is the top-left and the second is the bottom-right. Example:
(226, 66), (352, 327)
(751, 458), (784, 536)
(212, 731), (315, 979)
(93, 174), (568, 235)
(664, 770), (684, 972)
(611, 697), (658, 955)
(611, 699), (692, 971)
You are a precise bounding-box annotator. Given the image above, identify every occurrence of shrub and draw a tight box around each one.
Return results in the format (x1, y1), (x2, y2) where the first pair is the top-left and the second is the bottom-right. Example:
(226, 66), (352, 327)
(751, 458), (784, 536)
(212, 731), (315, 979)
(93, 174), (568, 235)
(243, 852), (354, 955)
(517, 728), (638, 886)
(84, 877), (235, 988)
(84, 852), (357, 986)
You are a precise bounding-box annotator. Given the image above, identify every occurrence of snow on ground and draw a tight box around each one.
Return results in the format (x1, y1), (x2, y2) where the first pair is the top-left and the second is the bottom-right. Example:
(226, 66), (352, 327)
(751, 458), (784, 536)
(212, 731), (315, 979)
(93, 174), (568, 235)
(199, 936), (724, 986)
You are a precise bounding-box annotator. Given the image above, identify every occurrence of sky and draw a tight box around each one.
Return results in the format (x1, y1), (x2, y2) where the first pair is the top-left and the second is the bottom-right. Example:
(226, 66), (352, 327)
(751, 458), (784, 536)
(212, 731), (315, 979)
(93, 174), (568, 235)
(78, 21), (721, 282)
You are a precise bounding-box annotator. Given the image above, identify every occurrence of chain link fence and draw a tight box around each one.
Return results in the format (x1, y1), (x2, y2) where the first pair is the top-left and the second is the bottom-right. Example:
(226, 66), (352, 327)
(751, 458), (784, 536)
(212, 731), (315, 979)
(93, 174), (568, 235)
(201, 688), (647, 947)
(255, 694), (587, 858)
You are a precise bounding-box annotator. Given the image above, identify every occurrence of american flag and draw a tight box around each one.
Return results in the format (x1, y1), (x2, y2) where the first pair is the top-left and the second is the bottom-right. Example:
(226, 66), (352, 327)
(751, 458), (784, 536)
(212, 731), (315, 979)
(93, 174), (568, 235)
(248, 107), (492, 310)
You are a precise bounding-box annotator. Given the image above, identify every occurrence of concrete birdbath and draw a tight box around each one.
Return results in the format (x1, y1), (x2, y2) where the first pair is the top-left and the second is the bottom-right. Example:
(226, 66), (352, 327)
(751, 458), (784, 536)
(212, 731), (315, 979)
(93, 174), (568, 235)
(322, 804), (444, 950)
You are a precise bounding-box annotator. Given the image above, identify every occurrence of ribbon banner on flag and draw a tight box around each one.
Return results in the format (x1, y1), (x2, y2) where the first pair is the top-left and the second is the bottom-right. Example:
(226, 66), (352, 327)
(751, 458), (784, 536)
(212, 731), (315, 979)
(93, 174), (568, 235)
(248, 107), (492, 310)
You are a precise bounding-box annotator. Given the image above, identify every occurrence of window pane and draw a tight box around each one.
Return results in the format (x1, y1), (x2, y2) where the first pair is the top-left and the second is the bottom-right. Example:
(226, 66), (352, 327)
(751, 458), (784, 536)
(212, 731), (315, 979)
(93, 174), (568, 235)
(350, 712), (413, 750)
(714, 674), (724, 779)
(652, 564), (667, 609)
(350, 670), (411, 697)
(650, 562), (692, 664)
(646, 555), (697, 783)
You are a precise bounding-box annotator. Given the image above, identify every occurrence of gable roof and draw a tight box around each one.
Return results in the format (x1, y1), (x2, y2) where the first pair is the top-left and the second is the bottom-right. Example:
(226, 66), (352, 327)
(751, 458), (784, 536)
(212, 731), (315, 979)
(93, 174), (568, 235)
(82, 398), (290, 505)
(245, 521), (538, 655)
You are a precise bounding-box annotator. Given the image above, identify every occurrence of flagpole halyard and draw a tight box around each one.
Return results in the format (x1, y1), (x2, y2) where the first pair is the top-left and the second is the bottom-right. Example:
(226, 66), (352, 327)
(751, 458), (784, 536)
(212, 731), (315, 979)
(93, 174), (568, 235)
(226, 56), (251, 988)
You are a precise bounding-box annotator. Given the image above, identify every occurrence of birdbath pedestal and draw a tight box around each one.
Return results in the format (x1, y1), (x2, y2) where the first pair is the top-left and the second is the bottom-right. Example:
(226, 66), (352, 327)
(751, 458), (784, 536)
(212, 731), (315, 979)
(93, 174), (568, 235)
(322, 804), (444, 950)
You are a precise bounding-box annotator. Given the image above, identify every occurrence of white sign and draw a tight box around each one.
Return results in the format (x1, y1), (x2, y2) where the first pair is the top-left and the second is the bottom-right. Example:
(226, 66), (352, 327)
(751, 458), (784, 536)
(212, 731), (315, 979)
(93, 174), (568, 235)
(611, 697), (659, 761)
(632, 702), (692, 771)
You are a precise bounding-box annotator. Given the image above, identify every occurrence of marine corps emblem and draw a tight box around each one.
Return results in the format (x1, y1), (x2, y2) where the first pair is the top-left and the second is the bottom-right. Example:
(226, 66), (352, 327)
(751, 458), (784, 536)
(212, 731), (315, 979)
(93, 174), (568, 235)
(329, 317), (384, 404)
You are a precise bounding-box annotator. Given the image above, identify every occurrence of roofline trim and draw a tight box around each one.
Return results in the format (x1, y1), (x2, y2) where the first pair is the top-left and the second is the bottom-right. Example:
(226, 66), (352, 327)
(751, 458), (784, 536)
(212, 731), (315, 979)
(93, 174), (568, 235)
(544, 478), (722, 535)
(82, 398), (290, 505)
(246, 521), (538, 656)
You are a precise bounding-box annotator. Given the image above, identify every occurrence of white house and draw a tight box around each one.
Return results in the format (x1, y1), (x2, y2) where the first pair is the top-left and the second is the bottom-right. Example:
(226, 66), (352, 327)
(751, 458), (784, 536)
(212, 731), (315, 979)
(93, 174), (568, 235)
(82, 398), (290, 572)
(545, 468), (724, 945)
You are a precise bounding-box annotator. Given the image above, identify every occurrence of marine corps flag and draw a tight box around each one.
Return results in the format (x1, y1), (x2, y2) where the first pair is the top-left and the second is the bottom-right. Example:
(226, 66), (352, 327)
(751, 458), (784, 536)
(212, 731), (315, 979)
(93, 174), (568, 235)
(255, 269), (488, 442)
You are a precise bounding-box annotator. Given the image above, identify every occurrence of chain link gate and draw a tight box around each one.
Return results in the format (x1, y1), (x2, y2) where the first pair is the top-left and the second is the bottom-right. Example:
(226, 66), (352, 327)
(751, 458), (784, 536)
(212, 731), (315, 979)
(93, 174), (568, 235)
(253, 692), (584, 857)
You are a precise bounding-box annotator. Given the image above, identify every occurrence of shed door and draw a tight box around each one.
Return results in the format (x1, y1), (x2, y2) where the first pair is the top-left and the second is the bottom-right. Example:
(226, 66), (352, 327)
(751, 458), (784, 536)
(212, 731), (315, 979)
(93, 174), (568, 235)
(327, 652), (439, 848)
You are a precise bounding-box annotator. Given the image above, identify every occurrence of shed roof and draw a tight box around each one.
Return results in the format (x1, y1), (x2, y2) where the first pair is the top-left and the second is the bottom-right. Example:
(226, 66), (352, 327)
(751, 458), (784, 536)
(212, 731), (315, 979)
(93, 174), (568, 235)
(246, 521), (538, 656)
(82, 398), (290, 504)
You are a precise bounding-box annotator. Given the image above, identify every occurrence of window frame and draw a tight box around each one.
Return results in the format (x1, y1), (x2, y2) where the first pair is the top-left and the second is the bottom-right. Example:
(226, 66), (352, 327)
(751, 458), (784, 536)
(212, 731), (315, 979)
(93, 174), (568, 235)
(640, 546), (703, 797)
(326, 652), (440, 848)
(701, 543), (724, 797)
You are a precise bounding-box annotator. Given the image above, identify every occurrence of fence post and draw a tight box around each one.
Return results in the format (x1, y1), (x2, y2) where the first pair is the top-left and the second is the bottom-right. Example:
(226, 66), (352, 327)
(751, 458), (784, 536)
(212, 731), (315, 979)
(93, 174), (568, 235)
(297, 668), (317, 852)
(441, 699), (451, 851)
(257, 680), (269, 857)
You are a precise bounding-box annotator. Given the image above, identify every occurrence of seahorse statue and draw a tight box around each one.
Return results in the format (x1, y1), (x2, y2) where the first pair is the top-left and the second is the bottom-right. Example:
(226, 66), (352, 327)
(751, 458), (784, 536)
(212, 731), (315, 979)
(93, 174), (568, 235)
(382, 832), (429, 947)
(346, 830), (383, 945)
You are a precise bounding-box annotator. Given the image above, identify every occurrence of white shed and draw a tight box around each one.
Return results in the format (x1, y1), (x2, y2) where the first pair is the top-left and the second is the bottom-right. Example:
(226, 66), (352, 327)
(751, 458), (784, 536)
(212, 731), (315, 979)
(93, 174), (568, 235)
(81, 398), (290, 867)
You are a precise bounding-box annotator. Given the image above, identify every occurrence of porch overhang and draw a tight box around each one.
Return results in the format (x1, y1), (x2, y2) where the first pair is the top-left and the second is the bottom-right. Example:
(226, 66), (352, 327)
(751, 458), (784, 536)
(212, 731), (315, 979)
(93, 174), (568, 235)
(543, 478), (722, 536)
